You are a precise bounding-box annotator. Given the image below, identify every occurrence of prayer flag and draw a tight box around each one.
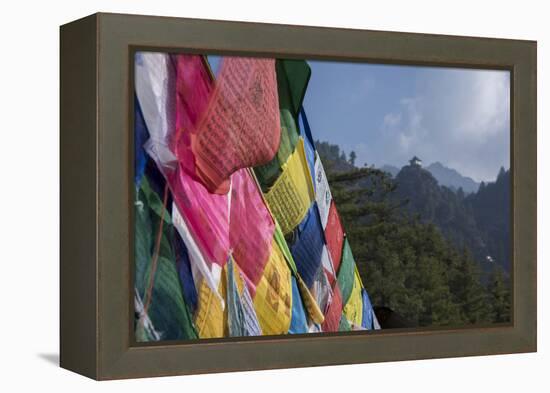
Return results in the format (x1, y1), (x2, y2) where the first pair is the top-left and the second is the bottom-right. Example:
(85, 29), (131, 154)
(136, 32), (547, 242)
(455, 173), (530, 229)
(254, 60), (311, 190)
(337, 238), (356, 305)
(134, 176), (197, 341)
(321, 283), (343, 333)
(253, 239), (293, 335)
(361, 288), (374, 330)
(265, 139), (315, 234)
(289, 276), (309, 334)
(191, 57), (281, 193)
(134, 52), (178, 172)
(343, 271), (364, 328)
(324, 201), (345, 272)
(289, 203), (325, 288)
(314, 154), (333, 228)
(226, 257), (262, 337)
(230, 169), (275, 292)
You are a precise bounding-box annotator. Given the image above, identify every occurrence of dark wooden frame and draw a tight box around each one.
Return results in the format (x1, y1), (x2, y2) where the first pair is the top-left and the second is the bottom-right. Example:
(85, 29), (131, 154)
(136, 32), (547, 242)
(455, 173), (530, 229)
(60, 12), (537, 380)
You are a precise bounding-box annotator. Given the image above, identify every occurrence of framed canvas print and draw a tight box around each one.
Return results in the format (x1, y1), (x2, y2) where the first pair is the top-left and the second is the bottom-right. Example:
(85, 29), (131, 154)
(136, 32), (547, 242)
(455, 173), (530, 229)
(60, 12), (537, 380)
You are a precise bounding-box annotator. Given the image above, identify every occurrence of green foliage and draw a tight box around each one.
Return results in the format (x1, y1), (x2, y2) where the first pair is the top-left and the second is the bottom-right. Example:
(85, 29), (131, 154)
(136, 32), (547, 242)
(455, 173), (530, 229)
(318, 143), (510, 327)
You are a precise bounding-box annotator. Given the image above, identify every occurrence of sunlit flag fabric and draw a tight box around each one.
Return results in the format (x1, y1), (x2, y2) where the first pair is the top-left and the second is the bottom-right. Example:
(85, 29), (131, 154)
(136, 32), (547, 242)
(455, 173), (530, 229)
(190, 57), (281, 194)
(253, 239), (293, 335)
(133, 52), (381, 341)
(265, 138), (315, 235)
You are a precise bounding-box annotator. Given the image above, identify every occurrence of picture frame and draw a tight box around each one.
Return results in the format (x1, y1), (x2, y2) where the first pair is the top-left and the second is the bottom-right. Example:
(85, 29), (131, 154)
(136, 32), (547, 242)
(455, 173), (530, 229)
(60, 12), (537, 380)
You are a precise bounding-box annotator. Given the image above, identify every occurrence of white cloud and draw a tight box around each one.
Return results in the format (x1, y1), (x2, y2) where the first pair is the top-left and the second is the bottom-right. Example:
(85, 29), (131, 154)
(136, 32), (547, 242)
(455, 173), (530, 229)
(375, 69), (510, 181)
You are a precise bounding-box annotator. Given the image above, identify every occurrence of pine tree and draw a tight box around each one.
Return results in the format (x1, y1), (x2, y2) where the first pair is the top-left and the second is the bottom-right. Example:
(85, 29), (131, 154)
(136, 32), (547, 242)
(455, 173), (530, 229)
(349, 151), (357, 166)
(487, 266), (511, 323)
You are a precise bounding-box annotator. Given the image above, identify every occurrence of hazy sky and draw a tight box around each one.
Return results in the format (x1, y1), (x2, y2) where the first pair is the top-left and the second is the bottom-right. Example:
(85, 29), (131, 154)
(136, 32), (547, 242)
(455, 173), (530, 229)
(303, 61), (510, 182)
(208, 56), (510, 182)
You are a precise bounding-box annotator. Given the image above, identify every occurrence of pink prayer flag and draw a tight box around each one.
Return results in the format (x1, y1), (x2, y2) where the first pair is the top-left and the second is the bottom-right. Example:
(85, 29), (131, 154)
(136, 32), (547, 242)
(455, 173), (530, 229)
(230, 169), (275, 294)
(167, 167), (230, 267)
(190, 57), (281, 194)
(173, 54), (214, 176)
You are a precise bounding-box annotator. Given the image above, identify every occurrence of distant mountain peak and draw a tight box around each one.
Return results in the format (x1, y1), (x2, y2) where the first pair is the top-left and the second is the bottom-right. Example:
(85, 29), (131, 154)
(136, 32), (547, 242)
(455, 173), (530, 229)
(425, 162), (480, 194)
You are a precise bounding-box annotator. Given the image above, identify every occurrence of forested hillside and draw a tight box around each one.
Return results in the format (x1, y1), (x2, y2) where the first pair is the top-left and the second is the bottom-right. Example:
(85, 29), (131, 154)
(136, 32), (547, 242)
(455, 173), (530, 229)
(316, 140), (511, 327)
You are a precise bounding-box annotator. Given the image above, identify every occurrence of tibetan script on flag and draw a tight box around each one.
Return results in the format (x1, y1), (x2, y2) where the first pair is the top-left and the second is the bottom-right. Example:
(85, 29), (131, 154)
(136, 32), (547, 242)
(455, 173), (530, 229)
(191, 57), (281, 194)
(265, 139), (315, 234)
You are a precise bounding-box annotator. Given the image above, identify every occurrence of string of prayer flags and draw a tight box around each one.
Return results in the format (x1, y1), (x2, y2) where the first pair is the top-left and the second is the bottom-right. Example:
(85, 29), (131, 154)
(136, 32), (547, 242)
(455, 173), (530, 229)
(337, 238), (357, 306)
(289, 203), (325, 288)
(265, 138), (315, 234)
(134, 52), (178, 172)
(190, 57), (281, 194)
(324, 200), (345, 272)
(230, 169), (275, 292)
(133, 53), (382, 341)
(253, 239), (293, 335)
(254, 60), (311, 191)
(134, 176), (197, 341)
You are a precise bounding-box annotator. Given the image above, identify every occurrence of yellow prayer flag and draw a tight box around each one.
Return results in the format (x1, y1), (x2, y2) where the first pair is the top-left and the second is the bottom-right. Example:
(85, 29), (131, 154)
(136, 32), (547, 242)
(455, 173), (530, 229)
(253, 240), (293, 335)
(343, 271), (363, 328)
(296, 276), (325, 325)
(265, 138), (315, 234)
(194, 277), (227, 339)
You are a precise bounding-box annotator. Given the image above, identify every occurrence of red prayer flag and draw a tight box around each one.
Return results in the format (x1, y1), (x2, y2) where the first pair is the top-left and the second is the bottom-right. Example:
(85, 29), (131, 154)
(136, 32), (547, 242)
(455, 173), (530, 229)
(321, 282), (343, 332)
(324, 201), (345, 273)
(190, 57), (281, 194)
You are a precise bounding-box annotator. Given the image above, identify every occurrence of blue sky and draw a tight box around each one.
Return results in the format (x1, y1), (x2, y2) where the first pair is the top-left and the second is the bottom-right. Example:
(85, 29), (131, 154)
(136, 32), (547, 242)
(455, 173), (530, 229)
(208, 56), (510, 182)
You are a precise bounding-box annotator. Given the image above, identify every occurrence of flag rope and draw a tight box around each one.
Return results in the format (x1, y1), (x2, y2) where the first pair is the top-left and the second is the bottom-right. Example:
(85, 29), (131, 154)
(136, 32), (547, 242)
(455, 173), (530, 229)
(143, 182), (170, 316)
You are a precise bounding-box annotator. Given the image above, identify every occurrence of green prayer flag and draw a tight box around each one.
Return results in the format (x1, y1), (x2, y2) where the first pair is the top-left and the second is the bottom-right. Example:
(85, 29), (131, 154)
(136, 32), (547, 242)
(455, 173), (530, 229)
(337, 238), (356, 306)
(134, 177), (198, 341)
(338, 315), (352, 332)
